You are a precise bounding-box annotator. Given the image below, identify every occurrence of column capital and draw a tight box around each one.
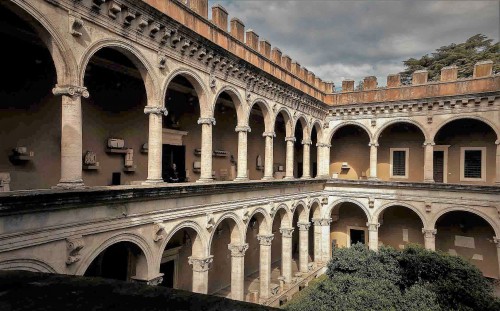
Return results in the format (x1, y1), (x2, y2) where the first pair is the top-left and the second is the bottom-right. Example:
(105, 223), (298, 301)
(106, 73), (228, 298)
(228, 243), (249, 257)
(144, 106), (168, 116)
(368, 142), (379, 147)
(235, 125), (251, 133)
(52, 84), (89, 98)
(262, 131), (276, 138)
(257, 234), (274, 246)
(494, 237), (500, 247)
(422, 228), (437, 238)
(423, 141), (435, 146)
(495, 140), (500, 145)
(316, 143), (331, 148)
(285, 136), (296, 142)
(188, 255), (214, 272)
(301, 139), (312, 145)
(197, 117), (216, 125)
(280, 227), (294, 237)
(312, 218), (332, 226)
(366, 222), (380, 232)
(297, 222), (311, 231)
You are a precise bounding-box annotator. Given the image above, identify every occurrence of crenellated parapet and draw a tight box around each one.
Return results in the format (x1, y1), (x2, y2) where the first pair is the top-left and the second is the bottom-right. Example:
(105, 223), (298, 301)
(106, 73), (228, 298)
(326, 61), (499, 106)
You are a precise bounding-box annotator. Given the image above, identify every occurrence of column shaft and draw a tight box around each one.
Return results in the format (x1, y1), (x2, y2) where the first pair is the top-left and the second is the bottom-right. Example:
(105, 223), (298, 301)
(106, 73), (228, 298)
(235, 127), (249, 180)
(263, 134), (274, 180)
(495, 142), (500, 185)
(280, 228), (294, 283)
(298, 222), (311, 273)
(189, 256), (213, 294)
(302, 141), (311, 178)
(422, 229), (437, 251)
(369, 143), (378, 180)
(228, 244), (248, 301)
(320, 223), (331, 262)
(285, 138), (295, 179)
(367, 223), (380, 251)
(423, 142), (435, 182)
(144, 106), (166, 183)
(313, 222), (322, 263)
(198, 118), (214, 182)
(257, 235), (273, 299)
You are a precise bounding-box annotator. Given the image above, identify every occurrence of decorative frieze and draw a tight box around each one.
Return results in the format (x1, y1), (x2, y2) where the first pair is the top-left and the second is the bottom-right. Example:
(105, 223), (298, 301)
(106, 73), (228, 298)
(188, 255), (213, 272)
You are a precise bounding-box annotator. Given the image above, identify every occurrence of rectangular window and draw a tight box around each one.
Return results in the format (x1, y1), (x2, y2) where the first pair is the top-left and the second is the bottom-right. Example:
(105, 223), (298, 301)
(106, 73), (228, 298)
(390, 148), (409, 178)
(460, 147), (486, 182)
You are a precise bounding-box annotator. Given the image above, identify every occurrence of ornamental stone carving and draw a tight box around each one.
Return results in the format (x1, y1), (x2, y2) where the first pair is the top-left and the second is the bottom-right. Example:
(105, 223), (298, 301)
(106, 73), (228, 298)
(206, 213), (215, 231)
(301, 139), (312, 145)
(366, 222), (380, 232)
(197, 117), (216, 126)
(262, 132), (276, 138)
(422, 229), (437, 238)
(53, 85), (89, 98)
(493, 237), (500, 248)
(280, 227), (294, 238)
(285, 137), (296, 142)
(316, 143), (331, 148)
(66, 236), (84, 265)
(235, 126), (251, 133)
(144, 106), (168, 116)
(242, 208), (250, 223)
(257, 234), (274, 246)
(146, 275), (164, 286)
(228, 243), (249, 257)
(297, 222), (311, 231)
(188, 256), (213, 272)
(312, 218), (332, 226)
(153, 222), (167, 242)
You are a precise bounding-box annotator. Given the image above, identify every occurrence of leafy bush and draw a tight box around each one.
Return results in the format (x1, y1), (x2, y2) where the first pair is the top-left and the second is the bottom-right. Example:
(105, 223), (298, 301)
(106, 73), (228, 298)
(286, 244), (500, 311)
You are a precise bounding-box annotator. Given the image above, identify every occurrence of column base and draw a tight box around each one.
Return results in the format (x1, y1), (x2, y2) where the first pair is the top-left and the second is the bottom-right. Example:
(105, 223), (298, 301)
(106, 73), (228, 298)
(196, 178), (214, 183)
(234, 177), (249, 182)
(53, 180), (85, 190)
(283, 176), (295, 180)
(261, 176), (274, 181)
(368, 177), (379, 181)
(142, 179), (164, 185)
(423, 179), (435, 183)
(301, 175), (311, 179)
(315, 175), (329, 179)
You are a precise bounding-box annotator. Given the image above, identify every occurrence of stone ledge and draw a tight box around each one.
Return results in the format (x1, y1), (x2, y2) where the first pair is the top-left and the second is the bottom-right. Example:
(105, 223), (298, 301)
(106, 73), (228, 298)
(0, 270), (278, 311)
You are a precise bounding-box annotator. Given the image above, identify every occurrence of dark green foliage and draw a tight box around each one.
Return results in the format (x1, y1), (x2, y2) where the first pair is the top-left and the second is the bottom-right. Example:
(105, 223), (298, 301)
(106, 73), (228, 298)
(286, 244), (500, 311)
(399, 34), (499, 84)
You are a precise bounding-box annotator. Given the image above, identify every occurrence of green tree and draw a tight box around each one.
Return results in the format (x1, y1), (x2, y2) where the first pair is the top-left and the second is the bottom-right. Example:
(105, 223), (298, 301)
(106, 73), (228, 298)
(399, 34), (499, 84)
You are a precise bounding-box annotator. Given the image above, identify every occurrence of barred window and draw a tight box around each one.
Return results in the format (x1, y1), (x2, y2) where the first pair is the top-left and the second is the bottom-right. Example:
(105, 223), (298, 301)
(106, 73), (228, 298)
(463, 150), (482, 179)
(392, 150), (406, 177)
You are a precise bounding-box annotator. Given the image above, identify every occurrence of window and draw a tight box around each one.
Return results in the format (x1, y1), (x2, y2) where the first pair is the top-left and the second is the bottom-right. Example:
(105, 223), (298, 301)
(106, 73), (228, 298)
(460, 147), (486, 182)
(390, 148), (409, 178)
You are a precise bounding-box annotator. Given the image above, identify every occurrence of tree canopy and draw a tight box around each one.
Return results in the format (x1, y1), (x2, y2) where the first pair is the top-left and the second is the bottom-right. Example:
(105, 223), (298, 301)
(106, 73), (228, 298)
(399, 34), (499, 84)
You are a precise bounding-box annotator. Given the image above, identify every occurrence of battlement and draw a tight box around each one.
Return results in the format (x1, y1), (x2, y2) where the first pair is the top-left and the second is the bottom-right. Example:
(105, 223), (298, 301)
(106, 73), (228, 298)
(326, 61), (499, 106)
(143, 0), (335, 100)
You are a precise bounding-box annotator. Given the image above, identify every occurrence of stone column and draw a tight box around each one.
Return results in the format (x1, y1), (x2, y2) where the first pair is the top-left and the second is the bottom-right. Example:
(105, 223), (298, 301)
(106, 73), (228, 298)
(422, 229), (437, 251)
(495, 140), (500, 185)
(235, 126), (251, 181)
(262, 132), (275, 180)
(197, 117), (215, 182)
(312, 218), (323, 263)
(316, 143), (331, 178)
(53, 85), (89, 189)
(367, 222), (380, 251)
(280, 227), (294, 283)
(188, 255), (213, 294)
(494, 237), (500, 277)
(319, 218), (332, 262)
(284, 137), (296, 179)
(297, 222), (311, 273)
(257, 234), (274, 299)
(369, 142), (379, 180)
(423, 141), (435, 183)
(301, 139), (312, 179)
(143, 106), (168, 183)
(228, 243), (249, 301)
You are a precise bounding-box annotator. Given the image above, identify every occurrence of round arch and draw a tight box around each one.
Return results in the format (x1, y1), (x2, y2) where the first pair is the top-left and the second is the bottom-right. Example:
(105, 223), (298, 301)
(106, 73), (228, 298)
(311, 120), (324, 143)
(294, 201), (310, 222)
(328, 121), (373, 143)
(431, 207), (500, 237)
(244, 207), (272, 236)
(248, 98), (274, 133)
(159, 220), (209, 259)
(0, 257), (58, 273)
(325, 198), (372, 223)
(162, 67), (211, 118)
(208, 212), (245, 249)
(75, 232), (153, 276)
(271, 204), (293, 228)
(374, 119), (429, 143)
(373, 202), (427, 228)
(274, 106), (294, 137)
(294, 115), (310, 139)
(431, 115), (500, 142)
(79, 38), (159, 105)
(212, 85), (246, 126)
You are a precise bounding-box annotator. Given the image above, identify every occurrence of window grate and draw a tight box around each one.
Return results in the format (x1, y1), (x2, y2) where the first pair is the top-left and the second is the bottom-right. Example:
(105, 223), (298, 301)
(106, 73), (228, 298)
(464, 150), (482, 178)
(392, 150), (406, 177)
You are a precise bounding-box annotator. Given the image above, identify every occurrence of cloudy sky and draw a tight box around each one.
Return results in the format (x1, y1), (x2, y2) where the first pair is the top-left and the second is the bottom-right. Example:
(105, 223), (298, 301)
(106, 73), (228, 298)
(207, 0), (499, 88)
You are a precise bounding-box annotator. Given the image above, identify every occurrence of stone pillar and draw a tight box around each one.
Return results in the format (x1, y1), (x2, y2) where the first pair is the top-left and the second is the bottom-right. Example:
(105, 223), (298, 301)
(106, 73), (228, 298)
(367, 222), (380, 251)
(228, 243), (248, 301)
(369, 142), (378, 180)
(235, 126), (251, 181)
(262, 132), (275, 180)
(496, 140), (500, 185)
(423, 141), (435, 183)
(188, 255), (213, 294)
(494, 237), (500, 277)
(320, 218), (332, 262)
(284, 137), (296, 179)
(257, 234), (274, 299)
(297, 222), (311, 273)
(53, 85), (89, 189)
(422, 229), (437, 251)
(301, 139), (312, 178)
(316, 143), (331, 178)
(197, 117), (215, 182)
(280, 227), (294, 283)
(312, 218), (323, 263)
(143, 106), (168, 183)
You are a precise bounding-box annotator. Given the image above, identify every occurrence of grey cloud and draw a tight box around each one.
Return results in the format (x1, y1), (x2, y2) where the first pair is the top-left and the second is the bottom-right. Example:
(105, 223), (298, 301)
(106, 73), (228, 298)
(208, 0), (499, 86)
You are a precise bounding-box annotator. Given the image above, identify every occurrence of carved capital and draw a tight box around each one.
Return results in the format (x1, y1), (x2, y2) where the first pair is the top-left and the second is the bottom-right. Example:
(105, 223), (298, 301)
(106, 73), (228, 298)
(422, 228), (437, 238)
(316, 143), (331, 148)
(369, 142), (379, 147)
(53, 85), (89, 98)
(257, 234), (274, 246)
(144, 106), (168, 116)
(312, 218), (332, 226)
(197, 117), (216, 126)
(297, 222), (311, 231)
(66, 236), (85, 265)
(301, 139), (312, 145)
(228, 243), (249, 257)
(285, 136), (296, 142)
(262, 132), (276, 138)
(235, 125), (251, 133)
(188, 255), (213, 272)
(366, 222), (380, 232)
(280, 227), (295, 238)
(423, 141), (435, 147)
